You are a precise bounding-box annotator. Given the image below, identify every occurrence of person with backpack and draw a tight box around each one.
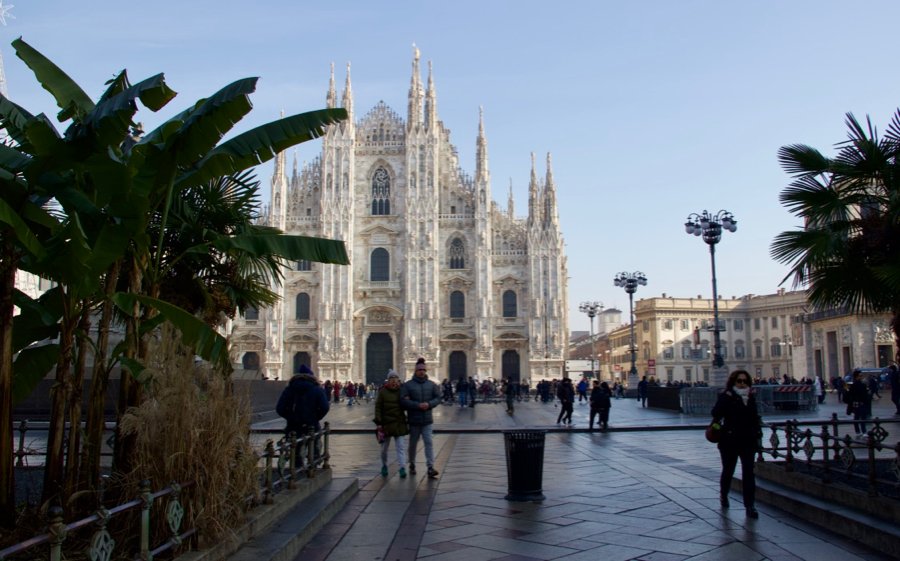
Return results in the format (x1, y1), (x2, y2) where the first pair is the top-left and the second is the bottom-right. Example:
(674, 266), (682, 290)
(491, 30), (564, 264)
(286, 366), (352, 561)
(275, 364), (330, 463)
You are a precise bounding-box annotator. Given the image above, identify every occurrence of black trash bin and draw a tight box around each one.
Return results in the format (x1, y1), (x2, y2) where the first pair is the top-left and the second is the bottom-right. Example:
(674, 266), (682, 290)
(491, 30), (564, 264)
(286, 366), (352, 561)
(503, 430), (546, 501)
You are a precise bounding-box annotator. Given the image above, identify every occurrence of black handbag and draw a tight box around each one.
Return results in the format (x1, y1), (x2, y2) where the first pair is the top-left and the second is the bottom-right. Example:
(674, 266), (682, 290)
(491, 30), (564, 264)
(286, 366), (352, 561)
(705, 422), (721, 443)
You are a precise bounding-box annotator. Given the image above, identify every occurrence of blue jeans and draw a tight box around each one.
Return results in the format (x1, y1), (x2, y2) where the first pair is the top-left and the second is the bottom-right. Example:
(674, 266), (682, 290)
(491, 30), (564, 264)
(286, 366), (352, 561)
(459, 392), (468, 407)
(408, 424), (435, 468)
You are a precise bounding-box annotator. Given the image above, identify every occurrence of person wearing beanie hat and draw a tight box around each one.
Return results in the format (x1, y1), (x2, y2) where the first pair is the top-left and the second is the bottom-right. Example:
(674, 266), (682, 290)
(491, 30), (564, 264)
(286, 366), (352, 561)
(374, 368), (409, 477)
(400, 360), (442, 478)
(276, 365), (330, 462)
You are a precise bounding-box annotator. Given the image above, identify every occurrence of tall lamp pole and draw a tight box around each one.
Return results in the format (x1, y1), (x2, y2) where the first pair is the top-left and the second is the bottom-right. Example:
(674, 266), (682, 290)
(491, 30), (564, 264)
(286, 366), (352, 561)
(579, 301), (603, 379)
(684, 210), (737, 386)
(613, 272), (647, 390)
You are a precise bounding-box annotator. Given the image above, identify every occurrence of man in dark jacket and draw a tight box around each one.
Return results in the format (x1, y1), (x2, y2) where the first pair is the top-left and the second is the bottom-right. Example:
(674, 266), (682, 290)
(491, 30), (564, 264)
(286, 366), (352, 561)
(276, 365), (330, 462)
(400, 358), (442, 478)
(556, 378), (575, 425)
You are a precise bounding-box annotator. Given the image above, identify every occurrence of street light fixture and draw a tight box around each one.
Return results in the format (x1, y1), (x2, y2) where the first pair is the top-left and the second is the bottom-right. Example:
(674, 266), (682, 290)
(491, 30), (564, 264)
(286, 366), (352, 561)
(613, 272), (647, 389)
(579, 301), (603, 379)
(685, 209), (737, 386)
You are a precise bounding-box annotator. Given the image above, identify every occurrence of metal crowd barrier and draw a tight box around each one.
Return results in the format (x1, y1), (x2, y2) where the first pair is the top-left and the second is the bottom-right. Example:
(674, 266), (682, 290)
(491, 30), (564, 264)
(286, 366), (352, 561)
(760, 415), (900, 498)
(680, 385), (819, 415)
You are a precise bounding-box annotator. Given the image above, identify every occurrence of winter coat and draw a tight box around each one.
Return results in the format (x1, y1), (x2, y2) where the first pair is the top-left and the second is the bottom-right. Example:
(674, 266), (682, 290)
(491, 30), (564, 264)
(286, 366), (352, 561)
(590, 386), (611, 409)
(400, 376), (442, 425)
(557, 381), (575, 403)
(711, 390), (761, 453)
(373, 386), (409, 437)
(276, 375), (330, 434)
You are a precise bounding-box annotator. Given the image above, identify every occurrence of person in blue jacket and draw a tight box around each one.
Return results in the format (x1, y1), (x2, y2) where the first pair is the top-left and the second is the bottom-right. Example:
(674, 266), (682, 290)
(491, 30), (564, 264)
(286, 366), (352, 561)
(400, 358), (442, 478)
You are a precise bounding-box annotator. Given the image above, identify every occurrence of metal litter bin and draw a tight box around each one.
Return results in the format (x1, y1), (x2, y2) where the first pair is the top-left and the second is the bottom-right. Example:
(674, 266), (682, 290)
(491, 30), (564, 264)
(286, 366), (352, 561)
(503, 430), (546, 501)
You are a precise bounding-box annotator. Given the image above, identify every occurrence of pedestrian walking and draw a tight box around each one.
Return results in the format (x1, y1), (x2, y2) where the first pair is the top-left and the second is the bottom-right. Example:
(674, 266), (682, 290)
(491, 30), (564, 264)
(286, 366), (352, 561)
(711, 369), (762, 519)
(846, 369), (872, 438)
(589, 380), (612, 431)
(456, 377), (469, 408)
(637, 375), (649, 408)
(503, 378), (516, 414)
(887, 363), (900, 416)
(556, 377), (574, 425)
(400, 358), (442, 478)
(374, 370), (409, 478)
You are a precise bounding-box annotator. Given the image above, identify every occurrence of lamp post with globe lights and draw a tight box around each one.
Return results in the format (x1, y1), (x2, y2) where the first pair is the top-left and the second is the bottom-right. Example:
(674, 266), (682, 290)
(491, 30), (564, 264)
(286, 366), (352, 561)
(684, 210), (737, 386)
(613, 272), (647, 390)
(579, 301), (603, 378)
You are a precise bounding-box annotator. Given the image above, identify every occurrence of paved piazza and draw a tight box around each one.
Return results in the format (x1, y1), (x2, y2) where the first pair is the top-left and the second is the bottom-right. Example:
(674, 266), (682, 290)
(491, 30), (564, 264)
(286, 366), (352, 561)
(250, 393), (897, 560)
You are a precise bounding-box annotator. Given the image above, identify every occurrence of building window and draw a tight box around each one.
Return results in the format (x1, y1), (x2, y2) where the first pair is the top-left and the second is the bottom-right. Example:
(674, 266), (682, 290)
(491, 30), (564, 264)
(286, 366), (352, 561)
(666, 368), (674, 382)
(370, 248), (389, 281)
(733, 319), (744, 331)
(642, 342), (650, 359)
(502, 290), (517, 317)
(448, 237), (466, 269)
(450, 290), (465, 318)
(296, 260), (311, 271)
(680, 319), (689, 331)
(663, 319), (673, 330)
(734, 342), (745, 359)
(771, 316), (778, 328)
(770, 339), (782, 357)
(720, 342), (728, 359)
(681, 342), (692, 359)
(754, 318), (761, 331)
(295, 293), (310, 320)
(663, 345), (674, 360)
(685, 367), (693, 382)
(754, 342), (762, 358)
(642, 320), (650, 332)
(244, 306), (259, 321)
(371, 167), (391, 215)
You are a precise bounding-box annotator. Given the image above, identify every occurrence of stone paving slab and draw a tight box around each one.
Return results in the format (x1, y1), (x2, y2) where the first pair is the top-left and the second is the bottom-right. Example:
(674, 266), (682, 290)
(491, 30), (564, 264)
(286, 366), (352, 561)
(280, 397), (897, 561)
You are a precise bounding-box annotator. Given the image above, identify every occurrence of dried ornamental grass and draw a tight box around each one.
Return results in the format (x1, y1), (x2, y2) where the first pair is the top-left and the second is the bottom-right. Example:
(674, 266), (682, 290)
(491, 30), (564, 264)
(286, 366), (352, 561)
(118, 327), (259, 543)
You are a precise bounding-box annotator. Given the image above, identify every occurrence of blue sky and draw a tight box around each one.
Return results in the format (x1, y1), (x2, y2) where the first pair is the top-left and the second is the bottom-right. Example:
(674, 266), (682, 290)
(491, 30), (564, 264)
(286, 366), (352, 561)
(4, 1), (900, 332)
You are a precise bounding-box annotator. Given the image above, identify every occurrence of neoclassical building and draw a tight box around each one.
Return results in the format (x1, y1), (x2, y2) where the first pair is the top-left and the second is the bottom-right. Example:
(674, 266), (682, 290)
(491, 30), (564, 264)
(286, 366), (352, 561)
(229, 48), (568, 384)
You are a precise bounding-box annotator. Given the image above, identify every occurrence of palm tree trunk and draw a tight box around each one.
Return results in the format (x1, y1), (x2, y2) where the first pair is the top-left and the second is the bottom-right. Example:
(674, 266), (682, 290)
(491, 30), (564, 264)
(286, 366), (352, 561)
(0, 242), (17, 527)
(63, 304), (92, 499)
(41, 298), (77, 506)
(113, 257), (142, 477)
(81, 262), (119, 491)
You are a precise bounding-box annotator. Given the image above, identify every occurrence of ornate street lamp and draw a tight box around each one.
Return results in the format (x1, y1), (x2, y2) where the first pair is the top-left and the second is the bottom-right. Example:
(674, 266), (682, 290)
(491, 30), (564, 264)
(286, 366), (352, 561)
(579, 301), (603, 378)
(613, 272), (647, 389)
(685, 210), (737, 386)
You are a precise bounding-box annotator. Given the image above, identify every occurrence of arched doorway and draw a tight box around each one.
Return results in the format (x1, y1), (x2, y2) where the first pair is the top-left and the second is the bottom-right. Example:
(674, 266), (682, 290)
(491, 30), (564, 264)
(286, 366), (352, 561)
(293, 352), (311, 374)
(242, 352), (260, 370)
(449, 351), (467, 382)
(502, 350), (521, 383)
(366, 333), (393, 386)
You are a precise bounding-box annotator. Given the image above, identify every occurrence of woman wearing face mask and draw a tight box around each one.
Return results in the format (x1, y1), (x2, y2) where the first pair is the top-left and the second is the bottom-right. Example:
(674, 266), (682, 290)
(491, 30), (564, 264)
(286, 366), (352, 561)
(711, 369), (762, 518)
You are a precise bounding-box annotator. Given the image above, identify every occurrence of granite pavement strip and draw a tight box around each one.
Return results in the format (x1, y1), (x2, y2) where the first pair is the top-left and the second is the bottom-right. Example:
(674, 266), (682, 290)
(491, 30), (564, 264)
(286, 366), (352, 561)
(255, 392), (899, 561)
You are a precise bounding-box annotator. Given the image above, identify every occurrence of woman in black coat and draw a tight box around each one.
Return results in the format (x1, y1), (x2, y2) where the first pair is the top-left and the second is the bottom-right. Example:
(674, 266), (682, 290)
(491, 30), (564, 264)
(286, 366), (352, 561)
(711, 369), (762, 518)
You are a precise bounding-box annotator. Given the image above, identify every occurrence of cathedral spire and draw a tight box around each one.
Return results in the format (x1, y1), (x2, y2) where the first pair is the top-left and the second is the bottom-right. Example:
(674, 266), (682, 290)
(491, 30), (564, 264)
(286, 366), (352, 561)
(424, 60), (438, 130)
(341, 62), (354, 122)
(543, 153), (559, 229)
(528, 152), (542, 227)
(292, 150), (299, 182)
(407, 44), (424, 129)
(326, 62), (336, 109)
(475, 107), (490, 185)
(507, 179), (515, 220)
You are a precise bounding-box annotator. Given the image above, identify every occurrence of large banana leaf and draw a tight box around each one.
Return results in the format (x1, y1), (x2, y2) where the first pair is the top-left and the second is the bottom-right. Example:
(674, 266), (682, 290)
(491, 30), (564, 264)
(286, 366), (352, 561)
(0, 196), (46, 258)
(11, 287), (61, 352)
(12, 38), (94, 123)
(178, 108), (347, 188)
(0, 93), (36, 146)
(82, 73), (176, 148)
(170, 78), (257, 167)
(12, 344), (60, 405)
(111, 293), (231, 371)
(205, 233), (349, 265)
(0, 143), (32, 172)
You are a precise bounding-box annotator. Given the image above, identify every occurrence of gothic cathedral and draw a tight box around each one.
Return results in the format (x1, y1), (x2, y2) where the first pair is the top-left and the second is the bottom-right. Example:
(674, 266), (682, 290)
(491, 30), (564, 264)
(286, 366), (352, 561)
(229, 48), (568, 385)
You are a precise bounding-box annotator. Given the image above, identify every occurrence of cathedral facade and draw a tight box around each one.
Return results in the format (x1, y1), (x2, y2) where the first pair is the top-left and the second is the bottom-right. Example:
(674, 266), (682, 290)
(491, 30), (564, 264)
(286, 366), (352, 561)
(229, 48), (568, 385)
